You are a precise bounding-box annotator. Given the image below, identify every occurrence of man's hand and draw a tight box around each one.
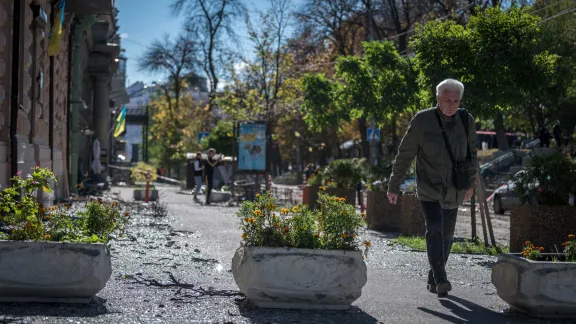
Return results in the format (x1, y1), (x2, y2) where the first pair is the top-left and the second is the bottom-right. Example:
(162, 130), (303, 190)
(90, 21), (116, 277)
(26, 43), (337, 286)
(464, 187), (474, 201)
(387, 192), (399, 205)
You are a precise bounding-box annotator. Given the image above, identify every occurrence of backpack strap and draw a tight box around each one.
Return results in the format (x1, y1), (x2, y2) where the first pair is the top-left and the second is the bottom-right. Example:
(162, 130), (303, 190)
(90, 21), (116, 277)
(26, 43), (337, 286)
(458, 108), (471, 160)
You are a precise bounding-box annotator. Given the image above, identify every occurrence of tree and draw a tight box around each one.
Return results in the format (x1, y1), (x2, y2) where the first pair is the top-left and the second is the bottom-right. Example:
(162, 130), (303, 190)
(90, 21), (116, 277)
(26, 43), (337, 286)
(172, 0), (245, 110)
(139, 32), (197, 129)
(411, 7), (559, 149)
(147, 91), (210, 176)
(301, 41), (417, 158)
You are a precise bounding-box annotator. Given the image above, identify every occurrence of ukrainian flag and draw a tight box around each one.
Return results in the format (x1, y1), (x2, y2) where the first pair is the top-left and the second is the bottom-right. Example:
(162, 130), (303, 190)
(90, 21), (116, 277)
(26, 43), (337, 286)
(113, 106), (127, 138)
(48, 0), (66, 57)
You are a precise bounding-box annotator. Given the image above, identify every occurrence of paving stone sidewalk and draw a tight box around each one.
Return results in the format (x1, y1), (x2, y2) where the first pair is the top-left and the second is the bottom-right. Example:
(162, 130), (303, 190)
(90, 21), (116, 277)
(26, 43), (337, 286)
(0, 185), (569, 324)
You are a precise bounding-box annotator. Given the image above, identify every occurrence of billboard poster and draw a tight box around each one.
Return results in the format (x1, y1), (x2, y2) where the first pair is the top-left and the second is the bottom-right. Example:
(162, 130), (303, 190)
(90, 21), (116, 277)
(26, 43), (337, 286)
(238, 123), (267, 172)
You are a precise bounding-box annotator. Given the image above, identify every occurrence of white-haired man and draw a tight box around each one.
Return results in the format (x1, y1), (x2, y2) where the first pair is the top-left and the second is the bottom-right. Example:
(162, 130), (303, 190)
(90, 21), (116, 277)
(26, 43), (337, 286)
(387, 78), (477, 297)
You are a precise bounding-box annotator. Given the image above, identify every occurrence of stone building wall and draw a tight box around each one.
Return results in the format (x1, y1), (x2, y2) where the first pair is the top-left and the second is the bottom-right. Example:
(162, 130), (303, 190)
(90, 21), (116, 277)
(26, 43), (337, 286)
(0, 0), (13, 188)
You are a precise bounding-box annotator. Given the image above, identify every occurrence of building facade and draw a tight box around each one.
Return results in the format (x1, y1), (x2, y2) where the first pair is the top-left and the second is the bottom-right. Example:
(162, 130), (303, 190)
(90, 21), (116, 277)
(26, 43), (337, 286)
(0, 0), (126, 199)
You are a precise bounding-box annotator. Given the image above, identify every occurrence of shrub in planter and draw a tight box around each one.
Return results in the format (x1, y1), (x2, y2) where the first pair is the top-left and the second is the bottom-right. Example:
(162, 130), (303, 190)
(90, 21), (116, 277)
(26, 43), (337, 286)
(509, 154), (576, 252)
(323, 159), (364, 190)
(0, 168), (130, 303)
(492, 237), (576, 318)
(231, 192), (369, 310)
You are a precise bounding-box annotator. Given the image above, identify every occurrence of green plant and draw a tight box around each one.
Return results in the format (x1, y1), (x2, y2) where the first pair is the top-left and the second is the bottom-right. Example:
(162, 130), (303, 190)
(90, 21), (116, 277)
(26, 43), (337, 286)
(130, 162), (158, 183)
(236, 192), (370, 254)
(364, 158), (393, 192)
(0, 167), (130, 243)
(0, 167), (56, 241)
(512, 154), (576, 206)
(323, 159), (364, 189)
(563, 234), (576, 262)
(521, 241), (544, 260)
(307, 169), (324, 186)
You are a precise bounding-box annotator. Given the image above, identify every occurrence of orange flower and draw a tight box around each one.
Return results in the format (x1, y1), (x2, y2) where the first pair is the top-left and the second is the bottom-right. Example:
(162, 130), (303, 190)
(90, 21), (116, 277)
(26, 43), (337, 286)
(124, 212), (130, 217)
(283, 227), (289, 233)
(363, 240), (372, 247)
(538, 247), (544, 252)
(44, 234), (51, 240)
(341, 233), (348, 239)
(292, 206), (299, 213)
(242, 233), (247, 239)
(360, 212), (366, 218)
(319, 186), (326, 191)
(524, 241), (531, 245)
(49, 206), (56, 211)
(350, 234), (357, 239)
(568, 234), (575, 240)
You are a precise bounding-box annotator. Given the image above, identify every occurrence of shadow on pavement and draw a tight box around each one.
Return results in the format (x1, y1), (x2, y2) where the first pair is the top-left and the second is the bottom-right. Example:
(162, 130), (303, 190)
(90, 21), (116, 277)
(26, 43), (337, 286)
(0, 297), (112, 319)
(418, 295), (529, 324)
(237, 302), (380, 324)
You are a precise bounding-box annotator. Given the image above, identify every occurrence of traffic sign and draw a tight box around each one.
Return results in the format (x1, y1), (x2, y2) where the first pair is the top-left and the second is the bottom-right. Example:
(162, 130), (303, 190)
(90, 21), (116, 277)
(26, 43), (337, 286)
(198, 132), (210, 144)
(367, 128), (380, 142)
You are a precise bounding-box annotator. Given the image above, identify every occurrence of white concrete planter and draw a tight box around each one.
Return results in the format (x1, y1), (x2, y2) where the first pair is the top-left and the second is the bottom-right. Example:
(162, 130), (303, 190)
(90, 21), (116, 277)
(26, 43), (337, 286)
(133, 189), (159, 201)
(491, 253), (576, 318)
(231, 246), (367, 310)
(0, 241), (112, 303)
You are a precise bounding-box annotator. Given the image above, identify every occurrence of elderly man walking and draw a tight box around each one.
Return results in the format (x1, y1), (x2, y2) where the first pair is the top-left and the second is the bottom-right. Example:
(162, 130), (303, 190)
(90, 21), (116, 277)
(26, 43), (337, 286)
(387, 79), (477, 297)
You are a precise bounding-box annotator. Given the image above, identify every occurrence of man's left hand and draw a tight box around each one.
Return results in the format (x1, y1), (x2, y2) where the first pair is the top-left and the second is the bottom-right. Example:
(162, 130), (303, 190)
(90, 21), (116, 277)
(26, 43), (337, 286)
(464, 187), (474, 201)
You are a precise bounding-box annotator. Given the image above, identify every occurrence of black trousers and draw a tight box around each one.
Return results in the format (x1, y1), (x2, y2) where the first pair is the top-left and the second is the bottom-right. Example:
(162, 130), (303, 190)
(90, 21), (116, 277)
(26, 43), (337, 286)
(421, 201), (458, 285)
(205, 175), (214, 204)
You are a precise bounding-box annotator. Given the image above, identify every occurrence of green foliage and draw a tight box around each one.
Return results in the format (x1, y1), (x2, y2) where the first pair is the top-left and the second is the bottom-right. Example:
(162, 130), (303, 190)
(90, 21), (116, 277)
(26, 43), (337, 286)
(336, 41), (418, 124)
(564, 234), (576, 262)
(300, 41), (417, 131)
(236, 192), (370, 253)
(512, 153), (576, 206)
(0, 168), (129, 243)
(300, 73), (345, 132)
(364, 157), (394, 191)
(202, 121), (234, 156)
(411, 7), (558, 118)
(130, 162), (158, 183)
(322, 159), (364, 189)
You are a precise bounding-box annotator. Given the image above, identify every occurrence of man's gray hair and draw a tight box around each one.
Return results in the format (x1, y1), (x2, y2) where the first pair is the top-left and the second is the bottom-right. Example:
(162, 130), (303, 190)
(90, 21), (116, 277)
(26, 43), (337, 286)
(436, 79), (464, 99)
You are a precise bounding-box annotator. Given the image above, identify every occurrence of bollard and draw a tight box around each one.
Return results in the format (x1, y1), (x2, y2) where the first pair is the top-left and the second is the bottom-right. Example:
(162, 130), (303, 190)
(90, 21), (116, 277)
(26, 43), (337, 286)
(145, 170), (151, 203)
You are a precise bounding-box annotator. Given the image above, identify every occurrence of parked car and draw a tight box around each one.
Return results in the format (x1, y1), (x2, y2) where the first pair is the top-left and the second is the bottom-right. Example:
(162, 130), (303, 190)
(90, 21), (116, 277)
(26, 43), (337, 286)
(492, 170), (538, 214)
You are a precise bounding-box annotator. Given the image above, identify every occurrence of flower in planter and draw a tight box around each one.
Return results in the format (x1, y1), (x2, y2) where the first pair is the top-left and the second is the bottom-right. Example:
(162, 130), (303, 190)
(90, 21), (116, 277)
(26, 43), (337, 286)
(563, 234), (576, 262)
(236, 191), (369, 256)
(520, 241), (544, 260)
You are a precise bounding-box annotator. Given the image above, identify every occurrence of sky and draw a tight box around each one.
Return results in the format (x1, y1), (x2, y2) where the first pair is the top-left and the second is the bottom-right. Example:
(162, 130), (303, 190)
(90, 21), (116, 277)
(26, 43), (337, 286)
(116, 0), (301, 87)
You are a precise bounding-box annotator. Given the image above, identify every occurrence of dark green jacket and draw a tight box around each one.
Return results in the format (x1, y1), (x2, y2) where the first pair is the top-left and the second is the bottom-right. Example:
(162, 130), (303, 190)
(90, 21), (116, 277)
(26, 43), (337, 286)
(388, 107), (477, 209)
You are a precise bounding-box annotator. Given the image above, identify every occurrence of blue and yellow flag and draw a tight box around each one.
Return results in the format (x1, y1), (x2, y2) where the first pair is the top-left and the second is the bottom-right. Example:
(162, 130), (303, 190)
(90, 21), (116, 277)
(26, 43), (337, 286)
(48, 0), (66, 56)
(113, 106), (127, 138)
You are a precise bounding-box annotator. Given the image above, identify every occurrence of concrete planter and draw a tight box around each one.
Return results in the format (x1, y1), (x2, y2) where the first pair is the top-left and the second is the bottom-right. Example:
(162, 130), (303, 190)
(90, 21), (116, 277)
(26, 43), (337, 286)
(231, 246), (367, 310)
(303, 184), (320, 207)
(0, 241), (112, 303)
(366, 191), (401, 232)
(491, 253), (576, 318)
(133, 189), (159, 201)
(399, 194), (425, 236)
(510, 205), (576, 252)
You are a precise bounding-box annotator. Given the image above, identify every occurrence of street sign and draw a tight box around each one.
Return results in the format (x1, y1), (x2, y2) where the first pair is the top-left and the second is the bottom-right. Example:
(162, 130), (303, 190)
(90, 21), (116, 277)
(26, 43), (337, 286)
(198, 132), (209, 144)
(367, 128), (380, 142)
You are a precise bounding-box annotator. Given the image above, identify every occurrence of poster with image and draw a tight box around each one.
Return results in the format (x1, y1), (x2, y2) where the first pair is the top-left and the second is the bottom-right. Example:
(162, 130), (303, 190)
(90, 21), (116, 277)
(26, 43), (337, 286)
(238, 123), (267, 172)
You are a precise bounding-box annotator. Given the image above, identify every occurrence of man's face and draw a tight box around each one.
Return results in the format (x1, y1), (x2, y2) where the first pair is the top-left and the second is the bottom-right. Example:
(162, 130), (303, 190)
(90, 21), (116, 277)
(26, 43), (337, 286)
(437, 90), (461, 117)
(209, 152), (215, 158)
(196, 154), (202, 159)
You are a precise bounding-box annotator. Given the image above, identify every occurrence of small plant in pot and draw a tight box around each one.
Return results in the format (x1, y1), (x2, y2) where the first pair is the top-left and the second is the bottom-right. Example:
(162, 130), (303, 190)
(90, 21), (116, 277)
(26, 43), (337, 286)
(0, 167), (130, 303)
(231, 192), (370, 310)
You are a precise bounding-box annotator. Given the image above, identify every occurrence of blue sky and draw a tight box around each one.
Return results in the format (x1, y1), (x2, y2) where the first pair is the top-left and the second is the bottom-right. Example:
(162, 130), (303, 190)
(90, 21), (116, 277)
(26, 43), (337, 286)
(116, 0), (300, 86)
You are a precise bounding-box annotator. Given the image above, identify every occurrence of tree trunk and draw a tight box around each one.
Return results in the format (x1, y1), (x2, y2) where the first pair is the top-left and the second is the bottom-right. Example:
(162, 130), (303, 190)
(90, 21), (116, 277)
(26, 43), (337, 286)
(358, 116), (369, 159)
(494, 111), (509, 150)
